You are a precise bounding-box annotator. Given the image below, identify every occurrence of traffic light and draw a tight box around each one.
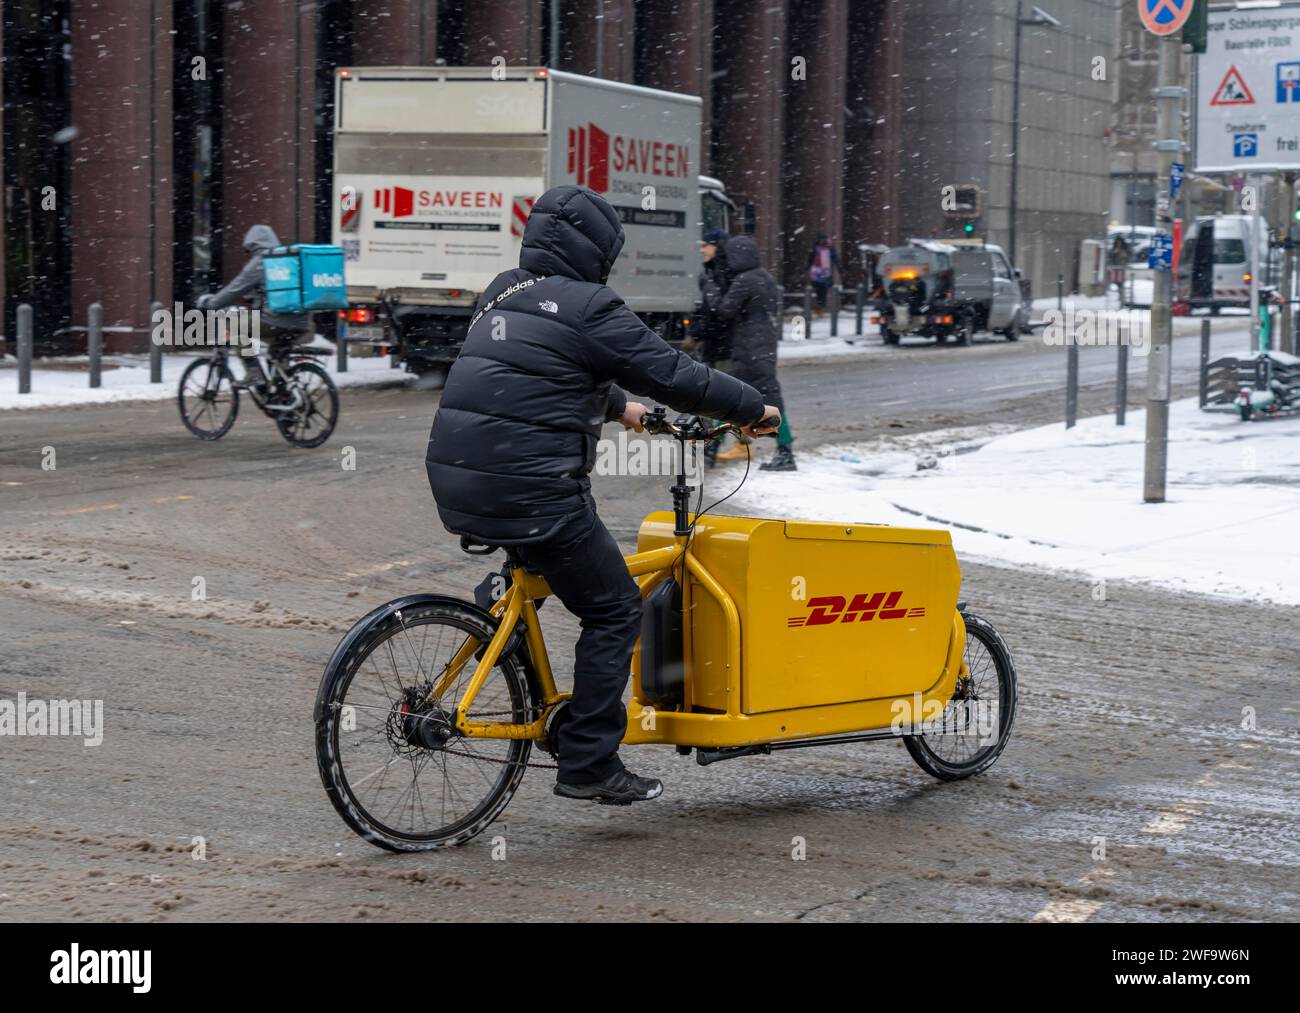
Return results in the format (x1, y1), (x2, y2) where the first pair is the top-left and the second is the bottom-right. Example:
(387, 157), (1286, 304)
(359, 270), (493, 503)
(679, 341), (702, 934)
(962, 222), (976, 234)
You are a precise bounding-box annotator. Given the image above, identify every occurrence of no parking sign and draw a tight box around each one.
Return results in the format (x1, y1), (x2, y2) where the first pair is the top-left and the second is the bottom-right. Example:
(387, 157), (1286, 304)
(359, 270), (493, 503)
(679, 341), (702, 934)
(1138, 0), (1193, 36)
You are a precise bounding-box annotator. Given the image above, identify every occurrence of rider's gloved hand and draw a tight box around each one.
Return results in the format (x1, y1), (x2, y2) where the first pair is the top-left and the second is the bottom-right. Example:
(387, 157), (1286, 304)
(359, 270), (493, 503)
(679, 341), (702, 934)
(619, 400), (649, 432)
(743, 405), (782, 439)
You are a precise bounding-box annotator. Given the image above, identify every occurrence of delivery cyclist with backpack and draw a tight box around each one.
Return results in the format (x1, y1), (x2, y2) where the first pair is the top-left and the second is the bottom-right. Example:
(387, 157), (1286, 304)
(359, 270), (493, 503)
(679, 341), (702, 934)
(196, 224), (312, 395)
(426, 186), (780, 804)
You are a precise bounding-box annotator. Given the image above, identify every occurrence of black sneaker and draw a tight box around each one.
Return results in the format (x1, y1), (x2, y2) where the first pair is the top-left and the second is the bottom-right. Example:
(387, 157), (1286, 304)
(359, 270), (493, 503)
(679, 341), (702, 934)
(554, 768), (664, 805)
(760, 445), (797, 472)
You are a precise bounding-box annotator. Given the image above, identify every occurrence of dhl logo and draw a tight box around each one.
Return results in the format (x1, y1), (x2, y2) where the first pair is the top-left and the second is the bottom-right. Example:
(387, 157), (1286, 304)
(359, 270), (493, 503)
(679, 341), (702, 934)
(787, 592), (924, 628)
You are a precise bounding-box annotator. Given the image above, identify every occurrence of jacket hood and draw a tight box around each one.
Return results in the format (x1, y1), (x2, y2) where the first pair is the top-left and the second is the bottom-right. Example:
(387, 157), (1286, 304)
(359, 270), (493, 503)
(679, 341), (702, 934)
(519, 186), (624, 284)
(243, 224), (280, 255)
(723, 235), (761, 275)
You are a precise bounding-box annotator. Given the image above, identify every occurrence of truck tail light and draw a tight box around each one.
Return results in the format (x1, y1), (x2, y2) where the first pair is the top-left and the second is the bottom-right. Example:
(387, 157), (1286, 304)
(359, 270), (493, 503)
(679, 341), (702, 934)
(346, 308), (374, 324)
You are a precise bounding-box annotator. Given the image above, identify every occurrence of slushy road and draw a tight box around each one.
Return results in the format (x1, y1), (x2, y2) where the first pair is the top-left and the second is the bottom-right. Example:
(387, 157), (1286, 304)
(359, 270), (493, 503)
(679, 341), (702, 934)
(2, 318), (1295, 921)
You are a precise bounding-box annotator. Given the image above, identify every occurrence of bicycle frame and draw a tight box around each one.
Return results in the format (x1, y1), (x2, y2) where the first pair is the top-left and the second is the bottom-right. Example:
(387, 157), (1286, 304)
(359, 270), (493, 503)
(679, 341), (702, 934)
(434, 528), (967, 751)
(430, 410), (966, 752)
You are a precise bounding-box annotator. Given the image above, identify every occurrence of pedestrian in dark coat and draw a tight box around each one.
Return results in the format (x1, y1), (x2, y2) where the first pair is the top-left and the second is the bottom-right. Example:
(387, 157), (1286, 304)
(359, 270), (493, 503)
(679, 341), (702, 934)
(715, 235), (797, 471)
(425, 185), (779, 802)
(690, 227), (733, 367)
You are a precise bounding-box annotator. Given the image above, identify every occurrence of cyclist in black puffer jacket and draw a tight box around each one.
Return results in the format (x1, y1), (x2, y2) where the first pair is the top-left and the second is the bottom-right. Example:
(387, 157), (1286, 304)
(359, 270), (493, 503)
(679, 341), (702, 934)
(426, 185), (780, 804)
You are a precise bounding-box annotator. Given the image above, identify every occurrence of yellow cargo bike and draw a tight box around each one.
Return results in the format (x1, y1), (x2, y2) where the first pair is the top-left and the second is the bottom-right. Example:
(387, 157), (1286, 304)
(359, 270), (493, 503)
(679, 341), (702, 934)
(315, 409), (1018, 851)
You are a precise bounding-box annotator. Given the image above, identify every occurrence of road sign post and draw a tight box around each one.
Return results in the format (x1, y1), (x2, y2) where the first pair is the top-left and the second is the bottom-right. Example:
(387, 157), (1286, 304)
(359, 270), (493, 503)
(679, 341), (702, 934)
(1142, 4), (1188, 504)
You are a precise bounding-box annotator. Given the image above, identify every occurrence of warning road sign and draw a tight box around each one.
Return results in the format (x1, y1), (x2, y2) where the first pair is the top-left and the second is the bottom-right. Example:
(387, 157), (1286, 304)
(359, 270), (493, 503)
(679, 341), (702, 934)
(1210, 66), (1254, 107)
(1196, 1), (1300, 172)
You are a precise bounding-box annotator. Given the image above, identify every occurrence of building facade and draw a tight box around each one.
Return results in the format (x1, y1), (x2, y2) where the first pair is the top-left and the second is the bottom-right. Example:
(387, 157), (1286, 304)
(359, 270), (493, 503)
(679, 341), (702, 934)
(3, 0), (913, 352)
(4, 0), (1134, 353)
(899, 0), (1122, 294)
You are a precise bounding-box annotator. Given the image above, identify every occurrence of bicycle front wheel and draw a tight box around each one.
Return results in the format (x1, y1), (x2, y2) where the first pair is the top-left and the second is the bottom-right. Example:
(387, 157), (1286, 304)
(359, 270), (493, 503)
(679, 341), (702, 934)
(904, 611), (1018, 780)
(315, 599), (534, 851)
(178, 357), (239, 440)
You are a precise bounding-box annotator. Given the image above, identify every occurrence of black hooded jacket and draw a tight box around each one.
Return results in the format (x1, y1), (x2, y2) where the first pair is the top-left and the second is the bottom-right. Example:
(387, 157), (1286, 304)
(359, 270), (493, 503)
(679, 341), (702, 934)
(425, 185), (766, 545)
(716, 235), (781, 393)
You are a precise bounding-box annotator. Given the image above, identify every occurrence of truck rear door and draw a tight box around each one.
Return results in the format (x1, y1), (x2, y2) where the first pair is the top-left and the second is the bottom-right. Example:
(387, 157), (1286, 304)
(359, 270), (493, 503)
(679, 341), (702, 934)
(332, 70), (548, 302)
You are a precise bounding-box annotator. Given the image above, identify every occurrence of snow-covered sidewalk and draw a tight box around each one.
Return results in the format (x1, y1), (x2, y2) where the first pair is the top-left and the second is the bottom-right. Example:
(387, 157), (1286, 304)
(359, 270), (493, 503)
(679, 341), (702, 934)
(0, 347), (407, 411)
(732, 399), (1300, 606)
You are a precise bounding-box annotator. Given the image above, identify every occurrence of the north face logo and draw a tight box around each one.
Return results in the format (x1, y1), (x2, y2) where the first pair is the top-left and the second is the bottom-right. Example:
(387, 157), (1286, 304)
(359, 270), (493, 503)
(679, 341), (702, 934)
(538, 300), (558, 313)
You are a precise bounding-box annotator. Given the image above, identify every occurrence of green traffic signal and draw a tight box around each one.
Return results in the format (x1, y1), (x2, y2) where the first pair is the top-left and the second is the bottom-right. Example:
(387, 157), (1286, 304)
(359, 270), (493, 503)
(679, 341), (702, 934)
(963, 222), (975, 234)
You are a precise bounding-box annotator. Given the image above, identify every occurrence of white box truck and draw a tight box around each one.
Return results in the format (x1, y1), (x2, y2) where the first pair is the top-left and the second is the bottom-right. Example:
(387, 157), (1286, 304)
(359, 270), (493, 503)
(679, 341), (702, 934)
(332, 66), (737, 378)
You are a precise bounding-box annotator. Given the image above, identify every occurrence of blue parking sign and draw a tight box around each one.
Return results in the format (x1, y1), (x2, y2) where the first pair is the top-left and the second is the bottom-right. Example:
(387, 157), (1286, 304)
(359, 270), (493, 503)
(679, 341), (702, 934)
(1170, 161), (1183, 198)
(1148, 233), (1173, 271)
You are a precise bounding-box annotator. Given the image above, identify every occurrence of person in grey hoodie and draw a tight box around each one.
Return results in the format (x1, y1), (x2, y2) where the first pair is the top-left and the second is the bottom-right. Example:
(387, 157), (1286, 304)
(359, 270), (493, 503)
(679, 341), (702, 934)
(197, 224), (310, 390)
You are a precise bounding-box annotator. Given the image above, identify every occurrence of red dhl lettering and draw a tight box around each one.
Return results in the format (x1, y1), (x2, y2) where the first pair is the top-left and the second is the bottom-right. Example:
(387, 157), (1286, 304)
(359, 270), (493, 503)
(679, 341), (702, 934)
(786, 591), (926, 628)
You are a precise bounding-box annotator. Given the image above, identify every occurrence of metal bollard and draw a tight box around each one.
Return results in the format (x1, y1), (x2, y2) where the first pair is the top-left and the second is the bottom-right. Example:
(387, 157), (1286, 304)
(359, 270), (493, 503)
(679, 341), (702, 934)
(1065, 344), (1079, 429)
(17, 303), (33, 394)
(1198, 317), (1211, 409)
(855, 282), (865, 337)
(88, 303), (103, 388)
(803, 285), (813, 335)
(149, 301), (163, 382)
(337, 325), (349, 373)
(829, 285), (839, 338)
(1116, 337), (1128, 426)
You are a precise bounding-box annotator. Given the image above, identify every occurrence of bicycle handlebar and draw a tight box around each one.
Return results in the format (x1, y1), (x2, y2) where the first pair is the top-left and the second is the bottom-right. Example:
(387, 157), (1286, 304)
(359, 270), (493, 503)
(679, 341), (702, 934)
(639, 408), (779, 441)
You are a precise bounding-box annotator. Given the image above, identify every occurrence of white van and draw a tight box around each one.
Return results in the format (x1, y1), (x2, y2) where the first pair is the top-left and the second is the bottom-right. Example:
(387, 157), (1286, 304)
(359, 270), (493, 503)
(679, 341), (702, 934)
(1176, 215), (1271, 314)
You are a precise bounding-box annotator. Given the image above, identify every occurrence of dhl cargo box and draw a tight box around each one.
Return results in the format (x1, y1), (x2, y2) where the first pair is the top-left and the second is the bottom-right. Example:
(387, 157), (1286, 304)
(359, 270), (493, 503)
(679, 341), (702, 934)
(636, 512), (961, 715)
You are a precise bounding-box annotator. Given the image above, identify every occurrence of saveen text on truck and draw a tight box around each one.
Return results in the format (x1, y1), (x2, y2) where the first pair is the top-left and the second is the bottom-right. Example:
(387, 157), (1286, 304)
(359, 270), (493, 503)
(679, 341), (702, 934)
(331, 65), (743, 382)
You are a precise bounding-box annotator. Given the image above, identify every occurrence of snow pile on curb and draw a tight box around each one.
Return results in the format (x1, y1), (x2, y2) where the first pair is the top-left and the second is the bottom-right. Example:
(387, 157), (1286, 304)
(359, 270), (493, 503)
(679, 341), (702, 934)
(732, 401), (1300, 605)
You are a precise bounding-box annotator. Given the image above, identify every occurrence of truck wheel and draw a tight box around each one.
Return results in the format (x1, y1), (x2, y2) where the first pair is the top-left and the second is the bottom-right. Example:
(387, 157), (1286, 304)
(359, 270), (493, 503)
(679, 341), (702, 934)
(881, 327), (900, 346)
(1003, 318), (1020, 342)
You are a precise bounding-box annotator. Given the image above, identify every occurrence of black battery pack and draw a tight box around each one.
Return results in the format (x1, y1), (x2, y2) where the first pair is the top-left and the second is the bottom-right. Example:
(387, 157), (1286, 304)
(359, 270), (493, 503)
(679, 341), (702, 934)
(640, 578), (684, 708)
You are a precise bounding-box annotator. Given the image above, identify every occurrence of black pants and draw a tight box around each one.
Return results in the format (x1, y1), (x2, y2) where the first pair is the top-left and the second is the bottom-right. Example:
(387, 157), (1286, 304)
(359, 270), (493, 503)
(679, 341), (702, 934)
(518, 509), (642, 785)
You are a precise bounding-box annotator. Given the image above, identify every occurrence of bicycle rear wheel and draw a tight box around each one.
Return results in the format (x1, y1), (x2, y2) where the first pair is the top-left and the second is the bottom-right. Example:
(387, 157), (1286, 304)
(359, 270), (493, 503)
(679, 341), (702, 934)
(315, 599), (534, 851)
(178, 357), (239, 440)
(276, 361), (338, 448)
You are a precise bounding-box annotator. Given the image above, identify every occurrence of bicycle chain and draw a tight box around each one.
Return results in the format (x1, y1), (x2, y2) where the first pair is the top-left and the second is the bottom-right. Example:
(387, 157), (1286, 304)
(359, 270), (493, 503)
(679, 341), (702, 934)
(437, 707), (559, 770)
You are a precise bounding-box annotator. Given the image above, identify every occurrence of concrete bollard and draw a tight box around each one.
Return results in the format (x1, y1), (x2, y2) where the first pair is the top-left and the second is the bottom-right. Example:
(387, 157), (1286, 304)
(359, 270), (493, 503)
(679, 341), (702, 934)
(88, 303), (103, 388)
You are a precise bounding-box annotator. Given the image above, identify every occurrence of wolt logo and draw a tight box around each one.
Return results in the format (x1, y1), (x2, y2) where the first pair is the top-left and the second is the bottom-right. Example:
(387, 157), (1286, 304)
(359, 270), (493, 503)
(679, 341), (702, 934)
(568, 123), (609, 192)
(374, 186), (414, 218)
(787, 591), (925, 628)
